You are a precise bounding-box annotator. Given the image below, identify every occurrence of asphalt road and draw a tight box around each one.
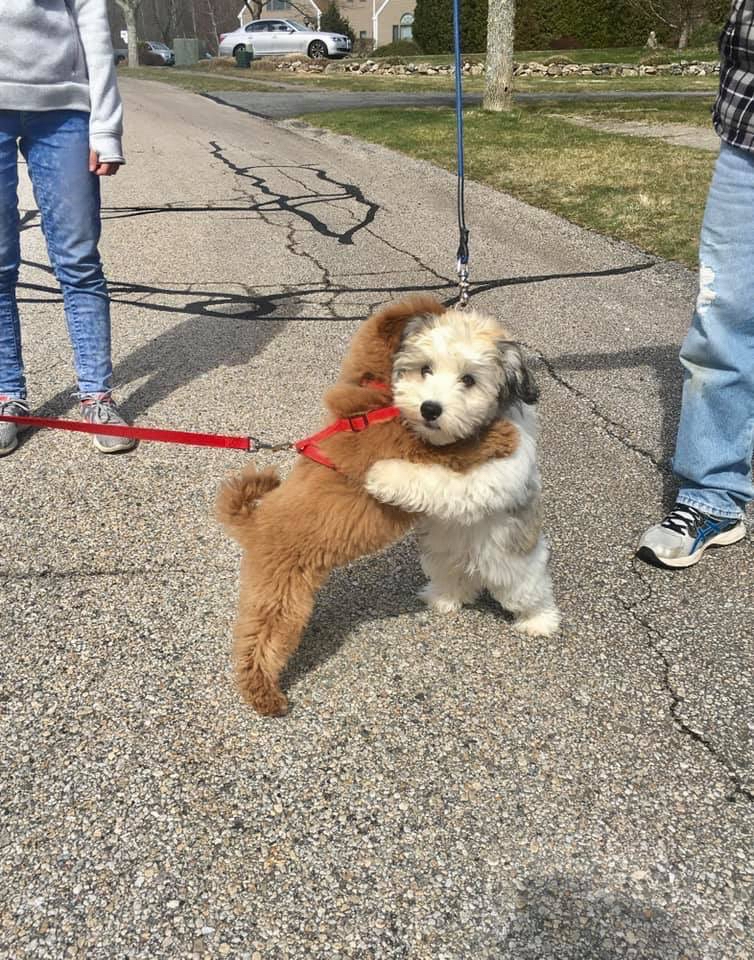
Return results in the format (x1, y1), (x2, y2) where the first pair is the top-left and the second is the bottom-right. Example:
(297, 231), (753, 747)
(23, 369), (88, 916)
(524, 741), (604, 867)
(0, 77), (751, 960)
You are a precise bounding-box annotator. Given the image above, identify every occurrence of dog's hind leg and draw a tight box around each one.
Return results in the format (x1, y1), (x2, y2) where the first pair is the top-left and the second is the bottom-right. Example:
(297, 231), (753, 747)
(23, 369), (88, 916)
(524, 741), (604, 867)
(418, 546), (482, 614)
(233, 566), (320, 716)
(488, 538), (560, 637)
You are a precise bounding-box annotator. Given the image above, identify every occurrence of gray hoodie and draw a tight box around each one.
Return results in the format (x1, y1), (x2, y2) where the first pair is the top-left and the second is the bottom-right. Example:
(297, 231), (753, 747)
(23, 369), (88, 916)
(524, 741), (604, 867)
(0, 0), (124, 161)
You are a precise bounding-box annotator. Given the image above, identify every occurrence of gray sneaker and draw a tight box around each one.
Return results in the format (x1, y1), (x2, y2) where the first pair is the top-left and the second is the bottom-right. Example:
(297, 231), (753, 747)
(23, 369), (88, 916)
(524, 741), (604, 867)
(637, 503), (746, 569)
(80, 395), (137, 454)
(0, 397), (30, 456)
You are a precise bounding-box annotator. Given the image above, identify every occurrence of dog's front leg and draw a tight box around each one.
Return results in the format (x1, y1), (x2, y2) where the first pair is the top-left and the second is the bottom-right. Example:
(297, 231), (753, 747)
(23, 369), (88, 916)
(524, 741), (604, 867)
(365, 437), (537, 524)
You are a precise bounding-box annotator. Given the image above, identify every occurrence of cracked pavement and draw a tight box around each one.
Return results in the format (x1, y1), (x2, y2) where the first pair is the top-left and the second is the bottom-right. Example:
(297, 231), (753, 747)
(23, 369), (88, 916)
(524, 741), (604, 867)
(0, 78), (751, 959)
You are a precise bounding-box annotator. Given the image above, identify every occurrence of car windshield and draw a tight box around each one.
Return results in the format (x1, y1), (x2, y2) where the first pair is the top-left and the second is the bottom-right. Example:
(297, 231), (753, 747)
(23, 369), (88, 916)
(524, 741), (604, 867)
(283, 20), (308, 31)
(152, 42), (169, 49)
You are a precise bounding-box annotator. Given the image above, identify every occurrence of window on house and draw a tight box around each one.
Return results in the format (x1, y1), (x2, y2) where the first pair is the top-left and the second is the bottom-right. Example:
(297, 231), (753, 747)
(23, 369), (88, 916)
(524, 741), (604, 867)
(399, 13), (414, 40)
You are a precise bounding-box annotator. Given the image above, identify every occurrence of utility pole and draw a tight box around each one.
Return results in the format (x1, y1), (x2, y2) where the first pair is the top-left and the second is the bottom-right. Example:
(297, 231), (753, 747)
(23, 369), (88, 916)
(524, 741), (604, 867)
(483, 0), (515, 112)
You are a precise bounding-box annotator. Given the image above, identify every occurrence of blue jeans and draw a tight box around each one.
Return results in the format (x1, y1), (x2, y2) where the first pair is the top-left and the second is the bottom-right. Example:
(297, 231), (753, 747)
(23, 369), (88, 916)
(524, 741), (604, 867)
(0, 109), (113, 400)
(674, 140), (754, 520)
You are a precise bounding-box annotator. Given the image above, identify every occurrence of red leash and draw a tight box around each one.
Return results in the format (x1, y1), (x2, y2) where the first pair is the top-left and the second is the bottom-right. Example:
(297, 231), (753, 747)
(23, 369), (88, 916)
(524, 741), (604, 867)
(0, 380), (399, 466)
(0, 413), (268, 452)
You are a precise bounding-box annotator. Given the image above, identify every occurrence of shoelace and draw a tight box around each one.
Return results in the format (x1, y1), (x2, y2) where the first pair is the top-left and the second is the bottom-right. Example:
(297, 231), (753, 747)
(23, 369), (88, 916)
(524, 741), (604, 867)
(0, 398), (29, 416)
(81, 397), (120, 425)
(661, 504), (708, 536)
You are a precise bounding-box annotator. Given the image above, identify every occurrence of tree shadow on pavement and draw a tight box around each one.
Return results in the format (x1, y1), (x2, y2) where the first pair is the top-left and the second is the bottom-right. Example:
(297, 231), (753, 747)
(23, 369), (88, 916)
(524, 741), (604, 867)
(16, 245), (659, 437)
(496, 874), (702, 960)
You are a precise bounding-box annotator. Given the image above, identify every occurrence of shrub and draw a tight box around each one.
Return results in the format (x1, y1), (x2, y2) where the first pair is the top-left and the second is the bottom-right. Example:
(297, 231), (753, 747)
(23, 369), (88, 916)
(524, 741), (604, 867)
(413, 0), (487, 54)
(138, 50), (166, 66)
(514, 0), (661, 50)
(688, 21), (725, 47)
(351, 37), (375, 57)
(372, 40), (422, 57)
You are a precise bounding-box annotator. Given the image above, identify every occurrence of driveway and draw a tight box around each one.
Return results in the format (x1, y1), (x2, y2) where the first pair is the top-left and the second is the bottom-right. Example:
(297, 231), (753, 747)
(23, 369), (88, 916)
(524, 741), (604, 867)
(0, 77), (750, 960)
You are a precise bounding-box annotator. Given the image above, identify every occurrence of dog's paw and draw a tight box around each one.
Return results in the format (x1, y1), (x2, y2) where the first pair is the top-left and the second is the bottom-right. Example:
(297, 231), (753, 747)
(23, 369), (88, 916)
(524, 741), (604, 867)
(364, 459), (407, 500)
(419, 583), (464, 614)
(514, 607), (561, 637)
(253, 689), (290, 718)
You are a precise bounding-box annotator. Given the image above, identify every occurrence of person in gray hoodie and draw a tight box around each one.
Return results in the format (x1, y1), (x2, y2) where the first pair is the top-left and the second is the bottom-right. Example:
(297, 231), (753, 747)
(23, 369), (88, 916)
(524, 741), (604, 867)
(0, 0), (136, 455)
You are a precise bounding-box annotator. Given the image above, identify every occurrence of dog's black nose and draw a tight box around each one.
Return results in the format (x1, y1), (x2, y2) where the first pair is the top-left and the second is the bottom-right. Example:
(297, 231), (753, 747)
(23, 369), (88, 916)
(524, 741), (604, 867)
(420, 400), (443, 422)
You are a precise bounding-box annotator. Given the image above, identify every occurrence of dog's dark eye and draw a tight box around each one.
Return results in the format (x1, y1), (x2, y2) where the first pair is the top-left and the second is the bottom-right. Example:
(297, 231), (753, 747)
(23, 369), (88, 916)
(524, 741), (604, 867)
(420, 365), (432, 378)
(461, 374), (476, 388)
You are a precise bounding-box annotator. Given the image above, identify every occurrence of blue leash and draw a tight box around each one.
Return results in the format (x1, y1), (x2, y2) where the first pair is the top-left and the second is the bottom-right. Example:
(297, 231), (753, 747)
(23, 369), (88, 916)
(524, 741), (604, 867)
(452, 0), (470, 307)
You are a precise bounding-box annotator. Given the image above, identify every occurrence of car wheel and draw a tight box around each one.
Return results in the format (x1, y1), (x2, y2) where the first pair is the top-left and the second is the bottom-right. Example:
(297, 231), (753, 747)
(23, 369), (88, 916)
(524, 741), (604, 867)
(233, 44), (246, 57)
(308, 40), (328, 59)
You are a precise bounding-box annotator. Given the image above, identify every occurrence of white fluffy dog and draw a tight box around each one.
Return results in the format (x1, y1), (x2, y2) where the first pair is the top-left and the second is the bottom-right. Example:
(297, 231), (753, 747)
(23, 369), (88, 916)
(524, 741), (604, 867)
(365, 307), (560, 637)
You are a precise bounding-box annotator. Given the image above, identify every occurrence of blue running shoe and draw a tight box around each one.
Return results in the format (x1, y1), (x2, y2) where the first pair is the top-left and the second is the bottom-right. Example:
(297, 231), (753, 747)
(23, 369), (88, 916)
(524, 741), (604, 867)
(637, 503), (746, 568)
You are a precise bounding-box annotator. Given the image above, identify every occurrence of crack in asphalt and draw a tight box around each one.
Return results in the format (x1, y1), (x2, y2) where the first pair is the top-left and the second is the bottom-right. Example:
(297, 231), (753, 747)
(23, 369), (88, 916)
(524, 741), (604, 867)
(524, 343), (667, 473)
(524, 345), (751, 804)
(207, 140), (378, 245)
(618, 560), (753, 804)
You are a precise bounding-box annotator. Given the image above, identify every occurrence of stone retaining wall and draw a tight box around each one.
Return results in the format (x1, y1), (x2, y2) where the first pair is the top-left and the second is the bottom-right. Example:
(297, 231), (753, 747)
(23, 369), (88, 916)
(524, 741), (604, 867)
(263, 57), (720, 77)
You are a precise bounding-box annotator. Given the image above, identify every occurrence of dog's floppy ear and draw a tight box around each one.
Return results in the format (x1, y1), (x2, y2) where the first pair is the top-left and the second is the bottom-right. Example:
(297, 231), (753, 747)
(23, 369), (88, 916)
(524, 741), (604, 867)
(498, 340), (540, 406)
(373, 296), (446, 348)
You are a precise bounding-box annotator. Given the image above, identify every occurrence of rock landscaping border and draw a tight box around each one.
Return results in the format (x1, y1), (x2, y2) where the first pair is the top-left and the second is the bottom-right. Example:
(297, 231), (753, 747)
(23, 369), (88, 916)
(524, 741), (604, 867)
(258, 59), (720, 79)
(258, 57), (720, 78)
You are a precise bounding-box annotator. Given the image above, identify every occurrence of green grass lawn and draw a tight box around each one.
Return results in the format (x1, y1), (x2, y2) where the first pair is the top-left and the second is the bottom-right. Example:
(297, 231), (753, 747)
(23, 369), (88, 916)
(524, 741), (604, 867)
(118, 66), (276, 93)
(300, 106), (714, 268)
(511, 44), (718, 64)
(529, 95), (716, 126)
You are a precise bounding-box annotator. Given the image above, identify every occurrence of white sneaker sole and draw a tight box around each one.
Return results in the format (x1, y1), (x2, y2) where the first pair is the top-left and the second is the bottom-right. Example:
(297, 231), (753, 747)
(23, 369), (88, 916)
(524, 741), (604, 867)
(637, 521), (747, 569)
(0, 436), (18, 456)
(92, 435), (137, 454)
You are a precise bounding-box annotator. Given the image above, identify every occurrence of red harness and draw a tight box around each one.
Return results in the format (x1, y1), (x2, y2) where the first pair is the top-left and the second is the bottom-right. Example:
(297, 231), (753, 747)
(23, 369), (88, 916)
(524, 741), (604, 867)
(295, 405), (400, 470)
(294, 378), (399, 470)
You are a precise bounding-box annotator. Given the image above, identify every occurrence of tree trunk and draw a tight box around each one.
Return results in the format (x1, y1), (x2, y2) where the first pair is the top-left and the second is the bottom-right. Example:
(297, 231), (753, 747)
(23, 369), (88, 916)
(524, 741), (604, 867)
(125, 6), (139, 66)
(483, 0), (516, 112)
(677, 12), (691, 50)
(243, 0), (264, 21)
(115, 1), (141, 67)
(206, 0), (220, 54)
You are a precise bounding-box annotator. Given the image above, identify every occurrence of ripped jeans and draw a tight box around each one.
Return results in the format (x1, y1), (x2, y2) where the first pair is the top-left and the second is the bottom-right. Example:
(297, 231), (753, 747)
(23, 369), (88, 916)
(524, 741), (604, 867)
(674, 139), (754, 519)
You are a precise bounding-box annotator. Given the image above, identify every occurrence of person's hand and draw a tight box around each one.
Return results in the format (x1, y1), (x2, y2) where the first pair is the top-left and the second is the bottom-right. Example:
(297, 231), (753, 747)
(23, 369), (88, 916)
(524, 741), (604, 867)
(89, 150), (121, 176)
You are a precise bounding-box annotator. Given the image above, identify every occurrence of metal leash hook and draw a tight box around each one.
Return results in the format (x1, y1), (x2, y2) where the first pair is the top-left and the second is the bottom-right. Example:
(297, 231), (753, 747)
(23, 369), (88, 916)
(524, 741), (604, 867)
(249, 436), (294, 453)
(456, 258), (470, 309)
(456, 225), (470, 309)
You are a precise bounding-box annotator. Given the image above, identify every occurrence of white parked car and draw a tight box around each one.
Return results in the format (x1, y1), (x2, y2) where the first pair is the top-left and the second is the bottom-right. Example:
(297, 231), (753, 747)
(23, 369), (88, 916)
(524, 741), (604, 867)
(218, 19), (351, 60)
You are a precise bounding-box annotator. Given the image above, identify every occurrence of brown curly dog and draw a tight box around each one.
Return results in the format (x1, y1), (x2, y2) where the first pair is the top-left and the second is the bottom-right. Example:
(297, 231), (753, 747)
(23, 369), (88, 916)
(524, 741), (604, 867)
(216, 296), (519, 716)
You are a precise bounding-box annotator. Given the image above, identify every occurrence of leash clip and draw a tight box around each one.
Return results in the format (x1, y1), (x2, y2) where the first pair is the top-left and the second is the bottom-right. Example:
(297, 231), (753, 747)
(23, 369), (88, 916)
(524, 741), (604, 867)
(456, 257), (470, 309)
(249, 437), (292, 453)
